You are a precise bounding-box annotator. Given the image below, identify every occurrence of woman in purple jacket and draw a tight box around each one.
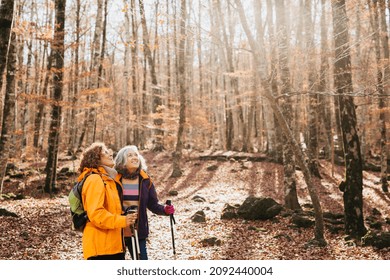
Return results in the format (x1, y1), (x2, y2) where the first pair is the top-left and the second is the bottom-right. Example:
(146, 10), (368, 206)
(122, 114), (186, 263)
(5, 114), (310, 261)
(114, 145), (175, 260)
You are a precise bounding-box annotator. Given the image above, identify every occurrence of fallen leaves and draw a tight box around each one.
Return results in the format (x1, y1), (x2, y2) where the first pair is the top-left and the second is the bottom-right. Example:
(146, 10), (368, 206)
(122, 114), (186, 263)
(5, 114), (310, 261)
(0, 151), (389, 260)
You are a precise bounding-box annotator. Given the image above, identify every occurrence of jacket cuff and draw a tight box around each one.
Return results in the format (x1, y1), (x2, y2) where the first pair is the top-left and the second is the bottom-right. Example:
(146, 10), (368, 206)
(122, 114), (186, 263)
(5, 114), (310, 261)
(120, 215), (127, 228)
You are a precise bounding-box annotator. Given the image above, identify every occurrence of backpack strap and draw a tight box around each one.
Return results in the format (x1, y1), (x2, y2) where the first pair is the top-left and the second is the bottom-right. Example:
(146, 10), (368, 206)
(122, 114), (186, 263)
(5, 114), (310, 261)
(76, 171), (93, 198)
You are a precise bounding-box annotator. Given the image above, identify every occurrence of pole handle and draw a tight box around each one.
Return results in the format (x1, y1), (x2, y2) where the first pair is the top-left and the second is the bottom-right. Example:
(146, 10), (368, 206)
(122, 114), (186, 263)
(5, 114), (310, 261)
(165, 200), (175, 224)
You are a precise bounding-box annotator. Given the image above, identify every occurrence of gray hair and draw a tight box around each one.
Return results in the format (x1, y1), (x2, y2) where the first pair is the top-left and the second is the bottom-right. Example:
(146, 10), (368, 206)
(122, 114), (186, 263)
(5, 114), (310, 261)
(114, 145), (148, 171)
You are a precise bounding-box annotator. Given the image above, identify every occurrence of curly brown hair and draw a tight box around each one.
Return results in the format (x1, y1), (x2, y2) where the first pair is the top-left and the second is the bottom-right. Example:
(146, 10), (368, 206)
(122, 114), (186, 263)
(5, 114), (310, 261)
(78, 142), (106, 173)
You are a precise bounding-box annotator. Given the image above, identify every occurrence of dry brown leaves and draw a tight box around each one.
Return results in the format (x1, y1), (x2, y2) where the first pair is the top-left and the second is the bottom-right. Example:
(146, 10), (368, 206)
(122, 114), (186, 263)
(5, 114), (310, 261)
(0, 151), (389, 260)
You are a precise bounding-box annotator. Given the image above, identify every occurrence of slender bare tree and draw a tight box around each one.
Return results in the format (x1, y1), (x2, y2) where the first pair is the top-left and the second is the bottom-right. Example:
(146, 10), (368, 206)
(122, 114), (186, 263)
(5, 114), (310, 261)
(0, 0), (16, 194)
(264, 0), (279, 158)
(305, 0), (320, 177)
(123, 0), (132, 147)
(275, 0), (300, 211)
(331, 0), (366, 238)
(139, 0), (164, 151)
(77, 0), (104, 148)
(67, 0), (81, 157)
(171, 0), (187, 177)
(0, 0), (14, 91)
(130, 0), (141, 146)
(318, 0), (332, 160)
(378, 0), (389, 192)
(44, 0), (66, 193)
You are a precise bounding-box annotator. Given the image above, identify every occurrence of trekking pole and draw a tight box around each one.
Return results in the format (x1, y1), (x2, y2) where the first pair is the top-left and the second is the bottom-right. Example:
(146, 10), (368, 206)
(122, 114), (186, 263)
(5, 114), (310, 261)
(130, 225), (138, 260)
(165, 200), (176, 255)
(126, 206), (140, 260)
(134, 227), (140, 260)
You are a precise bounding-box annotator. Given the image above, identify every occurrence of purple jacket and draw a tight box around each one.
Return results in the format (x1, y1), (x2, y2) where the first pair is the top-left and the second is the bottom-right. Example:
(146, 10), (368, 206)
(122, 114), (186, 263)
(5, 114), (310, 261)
(120, 170), (167, 239)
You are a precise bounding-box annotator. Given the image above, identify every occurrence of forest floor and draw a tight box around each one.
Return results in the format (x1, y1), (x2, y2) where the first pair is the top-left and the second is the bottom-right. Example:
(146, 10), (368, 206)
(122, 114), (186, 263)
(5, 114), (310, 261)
(0, 150), (389, 260)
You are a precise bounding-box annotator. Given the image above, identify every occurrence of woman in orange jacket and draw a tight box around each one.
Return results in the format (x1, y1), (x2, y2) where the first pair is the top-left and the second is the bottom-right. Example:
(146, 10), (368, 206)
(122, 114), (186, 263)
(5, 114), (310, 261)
(78, 142), (137, 260)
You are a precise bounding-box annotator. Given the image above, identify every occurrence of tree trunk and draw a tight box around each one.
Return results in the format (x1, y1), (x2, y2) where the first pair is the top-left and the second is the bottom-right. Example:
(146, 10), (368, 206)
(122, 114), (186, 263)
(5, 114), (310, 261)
(213, 0), (232, 151)
(123, 0), (131, 147)
(378, 0), (389, 192)
(32, 0), (53, 151)
(275, 0), (301, 211)
(305, 0), (320, 177)
(265, 0), (279, 159)
(139, 0), (164, 151)
(171, 0), (187, 178)
(130, 0), (140, 146)
(81, 0), (103, 146)
(0, 0), (14, 93)
(97, 0), (108, 142)
(293, 0), (305, 143)
(207, 0), (220, 150)
(236, 0), (325, 245)
(354, 1), (367, 162)
(318, 0), (332, 160)
(44, 0), (66, 194)
(67, 0), (80, 157)
(0, 0), (16, 195)
(331, 0), (367, 238)
(26, 3), (41, 157)
(224, 78), (234, 150)
(34, 42), (51, 149)
(166, 0), (172, 102)
(196, 1), (207, 145)
(22, 4), (34, 155)
(140, 55), (148, 150)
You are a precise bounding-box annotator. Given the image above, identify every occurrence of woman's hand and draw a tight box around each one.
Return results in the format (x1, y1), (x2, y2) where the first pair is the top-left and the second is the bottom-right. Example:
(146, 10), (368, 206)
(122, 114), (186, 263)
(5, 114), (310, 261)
(164, 204), (175, 215)
(125, 213), (138, 227)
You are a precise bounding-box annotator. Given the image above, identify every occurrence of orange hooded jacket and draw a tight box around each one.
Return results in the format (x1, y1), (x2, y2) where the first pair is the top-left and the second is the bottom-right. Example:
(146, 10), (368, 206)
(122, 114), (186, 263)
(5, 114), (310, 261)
(79, 166), (126, 259)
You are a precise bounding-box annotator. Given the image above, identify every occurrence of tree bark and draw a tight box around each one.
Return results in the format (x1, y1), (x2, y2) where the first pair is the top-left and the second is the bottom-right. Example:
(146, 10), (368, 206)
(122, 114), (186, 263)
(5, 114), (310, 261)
(0, 0), (14, 92)
(78, 0), (103, 148)
(275, 0), (301, 211)
(139, 0), (164, 151)
(123, 0), (131, 147)
(67, 0), (80, 157)
(21, 3), (34, 154)
(331, 0), (367, 238)
(378, 0), (389, 192)
(265, 0), (279, 159)
(318, 0), (332, 160)
(44, 0), (66, 193)
(171, 0), (187, 177)
(97, 0), (108, 142)
(0, 0), (16, 195)
(34, 40), (51, 149)
(130, 0), (140, 146)
(305, 0), (320, 177)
